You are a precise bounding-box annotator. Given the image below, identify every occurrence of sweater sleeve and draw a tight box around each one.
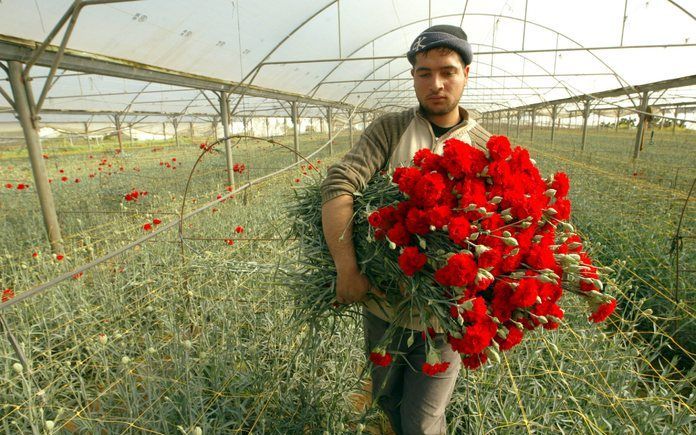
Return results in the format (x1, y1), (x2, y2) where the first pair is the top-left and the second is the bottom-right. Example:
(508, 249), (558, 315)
(320, 115), (394, 205)
(468, 120), (492, 149)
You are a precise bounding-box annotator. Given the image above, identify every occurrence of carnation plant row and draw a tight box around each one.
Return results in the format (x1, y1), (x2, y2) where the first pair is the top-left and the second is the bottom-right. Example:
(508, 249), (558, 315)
(0, 128), (693, 433)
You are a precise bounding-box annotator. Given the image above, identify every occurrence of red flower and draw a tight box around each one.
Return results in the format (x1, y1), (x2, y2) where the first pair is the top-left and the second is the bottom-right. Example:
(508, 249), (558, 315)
(435, 253), (478, 288)
(225, 239), (235, 246)
(4, 183), (11, 189)
(405, 207), (430, 235)
(32, 252), (38, 258)
(143, 223), (153, 231)
(427, 205), (451, 228)
(74, 178), (81, 183)
(55, 254), (64, 261)
(386, 222), (411, 247)
(392, 166), (422, 197)
(61, 176), (68, 182)
(589, 299), (617, 323)
(461, 352), (488, 370)
(442, 139), (488, 179)
(17, 183), (27, 190)
(72, 272), (83, 280)
(422, 361), (450, 376)
(509, 277), (539, 308)
(235, 225), (244, 234)
(551, 172), (570, 198)
(486, 135), (512, 161)
(447, 216), (472, 246)
(448, 319), (497, 354)
(1, 288), (14, 303)
(495, 324), (524, 351)
(413, 148), (442, 172)
(369, 351), (393, 367)
(398, 246), (427, 276)
(413, 172), (446, 207)
(152, 218), (162, 225)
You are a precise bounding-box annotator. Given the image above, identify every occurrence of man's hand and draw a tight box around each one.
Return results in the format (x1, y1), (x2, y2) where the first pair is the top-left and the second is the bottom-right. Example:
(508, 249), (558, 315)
(336, 267), (370, 304)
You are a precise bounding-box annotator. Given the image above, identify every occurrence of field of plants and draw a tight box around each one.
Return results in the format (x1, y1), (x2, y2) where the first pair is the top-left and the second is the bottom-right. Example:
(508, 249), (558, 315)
(0, 124), (694, 434)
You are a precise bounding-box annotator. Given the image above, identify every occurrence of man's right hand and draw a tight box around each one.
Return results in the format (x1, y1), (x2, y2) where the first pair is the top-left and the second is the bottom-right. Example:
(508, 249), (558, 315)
(336, 267), (370, 304)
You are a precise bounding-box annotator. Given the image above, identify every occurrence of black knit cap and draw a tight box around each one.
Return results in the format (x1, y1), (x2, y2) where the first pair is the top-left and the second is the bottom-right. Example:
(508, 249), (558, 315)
(407, 24), (473, 66)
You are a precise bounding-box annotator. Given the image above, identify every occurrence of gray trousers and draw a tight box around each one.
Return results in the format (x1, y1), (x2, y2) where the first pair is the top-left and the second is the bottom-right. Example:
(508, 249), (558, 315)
(364, 309), (461, 435)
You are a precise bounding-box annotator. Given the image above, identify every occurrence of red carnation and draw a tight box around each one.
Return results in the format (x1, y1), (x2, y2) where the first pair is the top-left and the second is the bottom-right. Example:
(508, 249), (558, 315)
(495, 324), (524, 351)
(153, 218), (162, 225)
(448, 216), (472, 246)
(442, 139), (488, 179)
(413, 172), (446, 207)
(435, 253), (478, 287)
(509, 277), (539, 308)
(427, 205), (451, 229)
(551, 172), (570, 198)
(386, 222), (411, 246)
(1, 288), (14, 303)
(398, 246), (427, 276)
(589, 299), (617, 323)
(235, 225), (244, 234)
(405, 207), (430, 235)
(461, 296), (488, 323)
(448, 319), (497, 355)
(369, 351), (393, 367)
(461, 352), (488, 370)
(422, 361), (450, 376)
(486, 135), (512, 161)
(393, 166), (422, 197)
(143, 223), (153, 231)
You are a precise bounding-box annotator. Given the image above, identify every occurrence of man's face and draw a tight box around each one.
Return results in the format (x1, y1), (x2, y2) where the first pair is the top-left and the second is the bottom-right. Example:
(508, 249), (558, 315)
(411, 49), (469, 119)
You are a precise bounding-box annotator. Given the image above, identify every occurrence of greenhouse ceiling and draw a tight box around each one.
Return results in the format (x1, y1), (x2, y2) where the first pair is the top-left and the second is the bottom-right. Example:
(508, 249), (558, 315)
(1, 0), (695, 123)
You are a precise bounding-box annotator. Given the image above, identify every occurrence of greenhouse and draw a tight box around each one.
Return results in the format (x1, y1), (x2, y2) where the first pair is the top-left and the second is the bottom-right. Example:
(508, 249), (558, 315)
(0, 1), (694, 433)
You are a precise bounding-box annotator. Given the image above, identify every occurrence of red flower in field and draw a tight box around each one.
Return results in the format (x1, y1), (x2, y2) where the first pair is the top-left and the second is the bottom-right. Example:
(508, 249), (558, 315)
(434, 252), (478, 288)
(32, 252), (38, 258)
(172, 158), (177, 162)
(59, 169), (65, 174)
(55, 254), (64, 261)
(294, 178), (300, 183)
(422, 361), (450, 376)
(17, 183), (27, 190)
(235, 226), (244, 234)
(589, 299), (617, 323)
(152, 218), (162, 225)
(532, 301), (565, 330)
(72, 272), (83, 280)
(42, 154), (49, 159)
(224, 239), (234, 246)
(461, 352), (487, 370)
(2, 288), (15, 303)
(398, 246), (427, 276)
(143, 223), (153, 231)
(74, 178), (81, 183)
(369, 351), (393, 367)
(61, 176), (68, 182)
(233, 163), (246, 173)
(200, 143), (207, 149)
(5, 183), (12, 189)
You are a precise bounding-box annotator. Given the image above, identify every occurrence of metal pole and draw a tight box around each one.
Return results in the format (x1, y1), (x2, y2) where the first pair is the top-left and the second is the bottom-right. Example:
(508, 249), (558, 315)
(84, 121), (91, 150)
(162, 122), (167, 141)
(530, 110), (536, 145)
(189, 121), (194, 144)
(550, 104), (557, 144)
(362, 112), (368, 133)
(633, 91), (649, 160)
(672, 108), (678, 135)
(516, 111), (521, 138)
(266, 117), (270, 138)
(349, 112), (354, 147)
(7, 61), (63, 253)
(128, 124), (134, 148)
(292, 101), (300, 163)
(615, 109), (620, 131)
(327, 107), (334, 155)
(219, 92), (235, 188)
(497, 112), (502, 133)
(581, 99), (590, 151)
(114, 114), (123, 153)
(506, 111), (511, 137)
(172, 118), (180, 147)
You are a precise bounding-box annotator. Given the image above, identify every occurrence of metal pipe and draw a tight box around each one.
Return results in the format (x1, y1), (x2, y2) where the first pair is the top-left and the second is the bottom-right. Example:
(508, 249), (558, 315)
(292, 101), (300, 163)
(530, 110), (536, 145)
(633, 91), (650, 159)
(349, 112), (354, 147)
(327, 107), (333, 155)
(550, 104), (557, 144)
(219, 92), (235, 187)
(581, 99), (591, 151)
(7, 61), (64, 253)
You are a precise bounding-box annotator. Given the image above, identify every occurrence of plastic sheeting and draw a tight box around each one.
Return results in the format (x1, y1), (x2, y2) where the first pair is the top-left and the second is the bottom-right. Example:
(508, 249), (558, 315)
(1, 0), (695, 119)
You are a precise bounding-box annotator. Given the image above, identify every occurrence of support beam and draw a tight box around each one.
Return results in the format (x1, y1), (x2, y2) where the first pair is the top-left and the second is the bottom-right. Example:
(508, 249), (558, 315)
(550, 104), (557, 144)
(348, 112), (354, 147)
(162, 122), (167, 141)
(633, 91), (650, 160)
(219, 92), (235, 188)
(291, 101), (300, 163)
(580, 98), (591, 151)
(7, 61), (63, 253)
(189, 121), (194, 144)
(172, 118), (180, 147)
(672, 108), (678, 134)
(506, 110), (511, 137)
(265, 117), (270, 138)
(128, 123), (134, 148)
(327, 107), (334, 155)
(516, 111), (521, 138)
(615, 109), (620, 131)
(114, 114), (123, 153)
(530, 110), (536, 145)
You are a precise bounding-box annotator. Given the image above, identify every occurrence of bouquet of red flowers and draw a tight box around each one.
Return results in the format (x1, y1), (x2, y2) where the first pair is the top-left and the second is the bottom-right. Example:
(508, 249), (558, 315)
(288, 135), (617, 374)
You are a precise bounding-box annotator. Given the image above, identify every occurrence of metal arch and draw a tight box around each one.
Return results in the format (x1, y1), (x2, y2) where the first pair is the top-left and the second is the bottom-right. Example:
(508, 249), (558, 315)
(292, 11), (644, 115)
(667, 0), (696, 21)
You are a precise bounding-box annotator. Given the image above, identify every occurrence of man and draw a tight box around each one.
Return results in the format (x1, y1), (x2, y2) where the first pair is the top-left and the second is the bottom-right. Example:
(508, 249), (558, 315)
(320, 25), (491, 434)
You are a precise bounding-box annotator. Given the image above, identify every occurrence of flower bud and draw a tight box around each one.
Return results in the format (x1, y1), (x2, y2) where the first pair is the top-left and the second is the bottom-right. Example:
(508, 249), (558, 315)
(502, 230), (511, 238)
(545, 207), (558, 215)
(97, 334), (108, 345)
(193, 427), (203, 435)
(497, 327), (509, 339)
(182, 340), (193, 350)
(484, 347), (501, 364)
(519, 221), (532, 228)
(532, 235), (543, 243)
(459, 299), (474, 312)
(121, 356), (131, 365)
(45, 420), (55, 431)
(469, 232), (479, 241)
(12, 362), (23, 374)
(474, 244), (491, 256)
(490, 196), (502, 204)
(544, 188), (557, 197)
(503, 237), (518, 247)
(568, 242), (583, 250)
(388, 241), (397, 250)
(419, 238), (427, 250)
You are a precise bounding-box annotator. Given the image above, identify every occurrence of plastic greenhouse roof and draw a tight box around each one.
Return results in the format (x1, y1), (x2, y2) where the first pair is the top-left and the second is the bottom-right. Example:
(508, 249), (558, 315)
(1, 0), (695, 122)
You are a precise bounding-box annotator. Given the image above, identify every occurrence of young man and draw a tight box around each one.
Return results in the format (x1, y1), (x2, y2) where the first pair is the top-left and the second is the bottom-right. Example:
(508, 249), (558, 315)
(320, 25), (491, 434)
